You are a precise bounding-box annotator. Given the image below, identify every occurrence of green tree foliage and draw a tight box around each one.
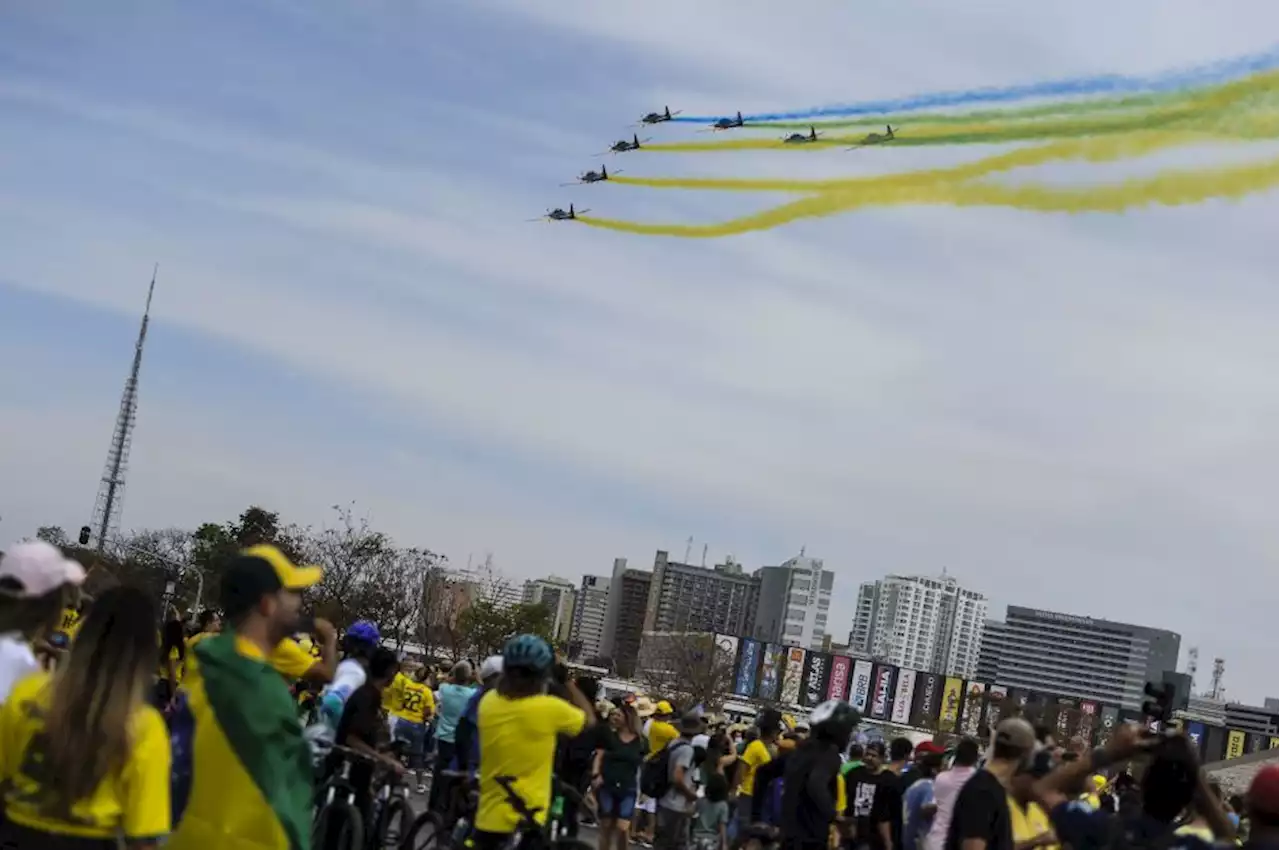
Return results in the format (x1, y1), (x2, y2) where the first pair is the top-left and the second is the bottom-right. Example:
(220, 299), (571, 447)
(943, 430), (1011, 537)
(459, 600), (554, 658)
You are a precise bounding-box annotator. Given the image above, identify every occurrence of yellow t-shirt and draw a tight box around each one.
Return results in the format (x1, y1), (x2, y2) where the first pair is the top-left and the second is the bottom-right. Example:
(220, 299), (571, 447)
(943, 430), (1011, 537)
(184, 635), (314, 689)
(647, 719), (679, 756)
(0, 671), (170, 841)
(1010, 797), (1058, 850)
(383, 672), (408, 712)
(54, 607), (82, 644)
(738, 738), (772, 796)
(392, 680), (435, 725)
(476, 691), (585, 833)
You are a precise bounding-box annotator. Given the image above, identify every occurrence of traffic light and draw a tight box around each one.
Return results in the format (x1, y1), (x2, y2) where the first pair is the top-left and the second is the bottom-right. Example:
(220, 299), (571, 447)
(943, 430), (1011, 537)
(1143, 681), (1176, 724)
(78, 526), (91, 546)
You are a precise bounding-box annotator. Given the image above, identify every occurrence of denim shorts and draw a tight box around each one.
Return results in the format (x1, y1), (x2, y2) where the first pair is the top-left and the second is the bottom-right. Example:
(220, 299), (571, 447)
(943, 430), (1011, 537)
(597, 786), (637, 820)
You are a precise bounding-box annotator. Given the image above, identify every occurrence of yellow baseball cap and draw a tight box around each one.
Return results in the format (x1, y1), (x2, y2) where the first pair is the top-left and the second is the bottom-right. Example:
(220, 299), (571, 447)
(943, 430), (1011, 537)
(242, 544), (323, 589)
(655, 700), (674, 715)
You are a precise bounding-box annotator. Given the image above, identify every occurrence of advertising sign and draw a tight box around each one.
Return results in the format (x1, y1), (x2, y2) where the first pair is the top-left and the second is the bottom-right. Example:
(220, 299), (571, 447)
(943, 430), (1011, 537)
(1246, 733), (1267, 754)
(960, 682), (987, 736)
(780, 647), (806, 705)
(734, 639), (760, 697)
(715, 634), (740, 668)
(801, 652), (830, 708)
(869, 664), (895, 720)
(758, 643), (786, 702)
(1054, 696), (1078, 739)
(939, 677), (964, 732)
(890, 668), (916, 725)
(1203, 725), (1226, 763)
(982, 685), (1008, 730)
(910, 672), (941, 728)
(850, 661), (875, 713)
(827, 656), (852, 702)
(1185, 721), (1206, 757)
(1226, 730), (1246, 760)
(1077, 700), (1098, 744)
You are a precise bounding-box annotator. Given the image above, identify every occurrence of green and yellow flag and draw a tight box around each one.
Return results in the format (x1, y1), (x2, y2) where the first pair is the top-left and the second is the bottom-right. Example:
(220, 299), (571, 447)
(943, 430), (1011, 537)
(168, 632), (313, 850)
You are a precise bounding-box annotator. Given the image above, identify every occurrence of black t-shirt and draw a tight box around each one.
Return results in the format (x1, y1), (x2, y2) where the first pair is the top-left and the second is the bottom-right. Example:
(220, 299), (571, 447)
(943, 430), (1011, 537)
(598, 729), (646, 791)
(329, 683), (384, 793)
(846, 766), (902, 850)
(944, 770), (1013, 850)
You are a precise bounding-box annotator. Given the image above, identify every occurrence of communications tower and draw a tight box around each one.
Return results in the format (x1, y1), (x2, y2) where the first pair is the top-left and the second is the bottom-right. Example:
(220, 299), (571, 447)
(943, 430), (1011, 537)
(89, 266), (158, 550)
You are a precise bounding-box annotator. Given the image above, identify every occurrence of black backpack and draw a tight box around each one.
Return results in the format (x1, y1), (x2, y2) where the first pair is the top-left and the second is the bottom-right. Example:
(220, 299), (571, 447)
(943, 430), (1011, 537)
(640, 741), (691, 799)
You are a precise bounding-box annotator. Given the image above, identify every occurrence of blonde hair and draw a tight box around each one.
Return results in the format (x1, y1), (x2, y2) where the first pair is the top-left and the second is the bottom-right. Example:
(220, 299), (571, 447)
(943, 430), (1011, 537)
(39, 585), (158, 815)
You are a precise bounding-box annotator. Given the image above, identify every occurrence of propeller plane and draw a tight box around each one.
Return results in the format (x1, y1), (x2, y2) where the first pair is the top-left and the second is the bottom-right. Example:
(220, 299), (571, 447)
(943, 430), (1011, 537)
(639, 106), (681, 124)
(602, 134), (648, 155)
(710, 111), (745, 131)
(562, 165), (619, 186)
(528, 204), (588, 222)
(782, 126), (822, 144)
(847, 125), (896, 148)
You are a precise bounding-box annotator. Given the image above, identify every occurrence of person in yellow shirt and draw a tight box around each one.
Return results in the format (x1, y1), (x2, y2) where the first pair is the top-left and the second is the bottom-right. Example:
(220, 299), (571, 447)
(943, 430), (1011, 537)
(736, 708), (782, 833)
(383, 665), (408, 734)
(392, 664), (436, 794)
(476, 635), (596, 842)
(182, 611), (336, 691)
(648, 700), (680, 755)
(0, 584), (171, 849)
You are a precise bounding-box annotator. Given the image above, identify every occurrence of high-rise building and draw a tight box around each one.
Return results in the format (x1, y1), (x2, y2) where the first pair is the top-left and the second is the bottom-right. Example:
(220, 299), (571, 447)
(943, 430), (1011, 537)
(977, 606), (1181, 711)
(750, 555), (834, 650)
(846, 573), (987, 677)
(642, 550), (758, 637)
(522, 576), (577, 644)
(569, 575), (611, 661)
(600, 558), (653, 678)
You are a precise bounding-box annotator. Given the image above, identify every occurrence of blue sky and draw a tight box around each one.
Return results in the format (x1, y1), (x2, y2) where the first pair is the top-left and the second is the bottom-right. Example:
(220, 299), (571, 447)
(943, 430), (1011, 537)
(1, 1), (1276, 700)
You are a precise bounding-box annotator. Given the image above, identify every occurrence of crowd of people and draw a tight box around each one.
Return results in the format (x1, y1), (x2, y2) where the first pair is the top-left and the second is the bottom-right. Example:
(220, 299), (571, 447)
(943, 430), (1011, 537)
(0, 538), (1274, 850)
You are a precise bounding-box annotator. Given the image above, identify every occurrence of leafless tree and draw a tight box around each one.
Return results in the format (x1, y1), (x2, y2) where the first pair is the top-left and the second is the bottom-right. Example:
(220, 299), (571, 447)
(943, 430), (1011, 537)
(636, 632), (736, 710)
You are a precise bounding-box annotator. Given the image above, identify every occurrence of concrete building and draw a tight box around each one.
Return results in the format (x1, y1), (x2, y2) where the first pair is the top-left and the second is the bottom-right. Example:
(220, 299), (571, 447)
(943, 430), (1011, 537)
(1225, 701), (1280, 736)
(750, 555), (834, 650)
(569, 575), (611, 661)
(522, 576), (577, 644)
(600, 558), (653, 678)
(847, 573), (987, 677)
(977, 605), (1181, 711)
(642, 550), (759, 637)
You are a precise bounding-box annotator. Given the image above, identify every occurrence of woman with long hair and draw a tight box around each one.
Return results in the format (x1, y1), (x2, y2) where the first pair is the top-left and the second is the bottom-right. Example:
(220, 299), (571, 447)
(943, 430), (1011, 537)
(0, 584), (170, 849)
(593, 701), (646, 850)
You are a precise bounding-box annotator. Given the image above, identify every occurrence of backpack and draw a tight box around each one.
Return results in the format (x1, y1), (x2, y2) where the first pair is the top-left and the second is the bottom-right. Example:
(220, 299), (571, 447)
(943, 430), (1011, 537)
(641, 741), (692, 799)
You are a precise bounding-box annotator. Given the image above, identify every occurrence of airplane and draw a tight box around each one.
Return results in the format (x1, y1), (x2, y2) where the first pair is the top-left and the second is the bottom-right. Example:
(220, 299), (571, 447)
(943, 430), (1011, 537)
(782, 126), (822, 144)
(847, 125), (896, 148)
(711, 111), (745, 131)
(602, 134), (649, 154)
(561, 165), (619, 186)
(639, 106), (681, 124)
(527, 203), (589, 222)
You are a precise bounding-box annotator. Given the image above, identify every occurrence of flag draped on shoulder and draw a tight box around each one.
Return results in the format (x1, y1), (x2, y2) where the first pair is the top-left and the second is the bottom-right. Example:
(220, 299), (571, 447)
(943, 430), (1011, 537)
(168, 632), (313, 850)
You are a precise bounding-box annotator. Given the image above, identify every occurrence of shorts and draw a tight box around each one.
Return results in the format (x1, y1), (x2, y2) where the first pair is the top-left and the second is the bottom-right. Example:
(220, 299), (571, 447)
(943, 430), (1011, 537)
(598, 787), (637, 821)
(394, 719), (427, 770)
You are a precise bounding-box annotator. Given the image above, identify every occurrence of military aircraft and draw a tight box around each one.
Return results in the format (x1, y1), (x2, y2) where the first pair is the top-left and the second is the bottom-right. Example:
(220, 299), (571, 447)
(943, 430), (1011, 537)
(782, 126), (822, 144)
(528, 203), (588, 222)
(639, 106), (681, 124)
(561, 165), (619, 186)
(710, 111), (745, 131)
(847, 125), (896, 148)
(601, 134), (649, 155)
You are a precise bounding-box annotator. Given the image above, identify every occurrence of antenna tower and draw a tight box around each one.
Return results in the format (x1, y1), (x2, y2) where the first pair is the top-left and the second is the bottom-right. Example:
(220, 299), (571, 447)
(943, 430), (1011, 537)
(90, 265), (158, 550)
(1185, 646), (1199, 693)
(1209, 657), (1226, 700)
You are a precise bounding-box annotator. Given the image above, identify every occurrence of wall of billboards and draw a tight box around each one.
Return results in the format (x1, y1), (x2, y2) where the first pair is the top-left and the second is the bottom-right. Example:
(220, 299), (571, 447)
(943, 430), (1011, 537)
(717, 634), (1277, 764)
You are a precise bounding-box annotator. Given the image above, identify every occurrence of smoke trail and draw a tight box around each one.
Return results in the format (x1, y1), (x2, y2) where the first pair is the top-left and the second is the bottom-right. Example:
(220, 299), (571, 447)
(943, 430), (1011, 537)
(578, 159), (1277, 237)
(670, 47), (1278, 124)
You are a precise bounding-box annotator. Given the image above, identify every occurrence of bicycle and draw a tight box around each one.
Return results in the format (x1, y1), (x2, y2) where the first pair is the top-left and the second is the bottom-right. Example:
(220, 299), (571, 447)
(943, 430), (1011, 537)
(491, 774), (595, 850)
(399, 768), (472, 850)
(313, 744), (372, 850)
(370, 742), (414, 849)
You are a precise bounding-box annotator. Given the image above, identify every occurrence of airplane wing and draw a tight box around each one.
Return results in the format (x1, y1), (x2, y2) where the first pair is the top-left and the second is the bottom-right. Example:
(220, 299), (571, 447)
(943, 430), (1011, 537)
(575, 208), (591, 216)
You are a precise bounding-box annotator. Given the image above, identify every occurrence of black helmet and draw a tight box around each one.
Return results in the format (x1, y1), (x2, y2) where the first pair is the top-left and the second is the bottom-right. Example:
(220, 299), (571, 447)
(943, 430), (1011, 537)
(809, 700), (860, 749)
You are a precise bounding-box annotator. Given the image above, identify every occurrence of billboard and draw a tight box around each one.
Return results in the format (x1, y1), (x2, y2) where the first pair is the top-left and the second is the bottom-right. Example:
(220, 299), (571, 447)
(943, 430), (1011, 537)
(1054, 696), (1078, 739)
(890, 668), (917, 725)
(911, 673), (941, 728)
(827, 656), (852, 702)
(1077, 701), (1098, 744)
(939, 677), (964, 732)
(960, 682), (987, 736)
(1246, 733), (1267, 754)
(758, 643), (785, 702)
(982, 685), (1009, 729)
(1226, 730), (1246, 760)
(734, 639), (761, 697)
(714, 634), (740, 669)
(1185, 721), (1207, 757)
(1203, 725), (1226, 763)
(869, 664), (895, 720)
(780, 647), (806, 705)
(850, 661), (875, 713)
(801, 652), (830, 707)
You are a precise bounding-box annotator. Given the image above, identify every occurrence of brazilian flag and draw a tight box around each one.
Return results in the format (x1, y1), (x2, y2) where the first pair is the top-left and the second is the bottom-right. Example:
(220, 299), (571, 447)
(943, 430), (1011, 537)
(168, 632), (313, 850)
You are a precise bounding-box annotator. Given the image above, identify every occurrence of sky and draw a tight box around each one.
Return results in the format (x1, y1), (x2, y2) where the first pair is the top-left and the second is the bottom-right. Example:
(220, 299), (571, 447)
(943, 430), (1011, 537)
(0, 1), (1276, 702)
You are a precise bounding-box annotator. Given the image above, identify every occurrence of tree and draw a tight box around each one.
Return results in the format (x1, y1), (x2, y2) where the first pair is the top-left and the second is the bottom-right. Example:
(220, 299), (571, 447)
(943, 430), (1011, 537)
(635, 633), (736, 710)
(457, 600), (553, 658)
(361, 546), (445, 650)
(301, 505), (397, 630)
(35, 526), (68, 547)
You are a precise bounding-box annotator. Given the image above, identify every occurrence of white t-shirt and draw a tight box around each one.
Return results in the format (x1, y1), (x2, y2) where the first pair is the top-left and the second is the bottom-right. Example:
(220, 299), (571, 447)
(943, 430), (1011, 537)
(325, 658), (367, 703)
(0, 634), (40, 704)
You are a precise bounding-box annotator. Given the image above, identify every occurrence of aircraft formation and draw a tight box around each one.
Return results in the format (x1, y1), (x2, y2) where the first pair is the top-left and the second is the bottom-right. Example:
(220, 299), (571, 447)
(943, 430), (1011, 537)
(537, 104), (902, 222)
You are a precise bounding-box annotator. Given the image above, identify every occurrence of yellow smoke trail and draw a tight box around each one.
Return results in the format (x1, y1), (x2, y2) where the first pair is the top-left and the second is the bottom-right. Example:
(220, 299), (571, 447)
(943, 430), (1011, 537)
(578, 159), (1278, 238)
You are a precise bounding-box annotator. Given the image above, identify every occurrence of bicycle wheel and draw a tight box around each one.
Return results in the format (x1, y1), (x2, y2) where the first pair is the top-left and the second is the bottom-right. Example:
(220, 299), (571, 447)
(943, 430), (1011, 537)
(376, 794), (411, 847)
(313, 799), (366, 850)
(399, 810), (443, 850)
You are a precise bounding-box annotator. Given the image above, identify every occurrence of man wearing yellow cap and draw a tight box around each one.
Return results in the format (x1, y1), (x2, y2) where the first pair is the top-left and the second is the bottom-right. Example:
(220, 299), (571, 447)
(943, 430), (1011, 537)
(169, 545), (323, 850)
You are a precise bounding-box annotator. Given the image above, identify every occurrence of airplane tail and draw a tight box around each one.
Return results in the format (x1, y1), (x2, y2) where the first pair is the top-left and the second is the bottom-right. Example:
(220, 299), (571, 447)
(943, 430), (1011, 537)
(737, 111), (743, 123)
(634, 133), (639, 146)
(810, 126), (817, 139)
(601, 165), (607, 179)
(570, 203), (575, 216)
(886, 125), (894, 138)
(664, 106), (671, 118)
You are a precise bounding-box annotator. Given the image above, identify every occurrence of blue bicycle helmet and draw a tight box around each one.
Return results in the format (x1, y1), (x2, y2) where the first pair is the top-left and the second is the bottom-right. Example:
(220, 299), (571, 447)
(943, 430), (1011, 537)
(345, 620), (380, 645)
(503, 633), (553, 673)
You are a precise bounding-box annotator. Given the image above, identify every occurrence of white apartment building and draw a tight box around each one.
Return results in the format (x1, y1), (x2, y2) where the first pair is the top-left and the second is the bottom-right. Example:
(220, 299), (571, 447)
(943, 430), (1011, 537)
(569, 575), (611, 661)
(522, 576), (578, 643)
(750, 555), (834, 650)
(847, 572), (987, 677)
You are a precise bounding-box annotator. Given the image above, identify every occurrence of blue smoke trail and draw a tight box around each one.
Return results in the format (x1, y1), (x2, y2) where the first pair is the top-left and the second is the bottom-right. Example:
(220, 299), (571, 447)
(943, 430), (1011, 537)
(673, 47), (1279, 124)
